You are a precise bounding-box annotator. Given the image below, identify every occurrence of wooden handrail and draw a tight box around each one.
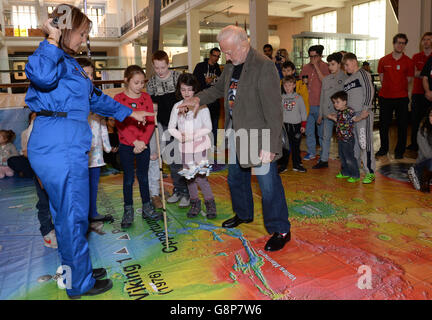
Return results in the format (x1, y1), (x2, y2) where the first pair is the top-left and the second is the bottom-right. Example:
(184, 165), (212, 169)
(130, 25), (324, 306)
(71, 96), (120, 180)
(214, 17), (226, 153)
(0, 79), (131, 89)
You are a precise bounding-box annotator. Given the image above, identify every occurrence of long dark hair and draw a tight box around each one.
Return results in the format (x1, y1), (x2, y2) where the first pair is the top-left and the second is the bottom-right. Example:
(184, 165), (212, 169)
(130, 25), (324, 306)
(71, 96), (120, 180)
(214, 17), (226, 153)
(175, 73), (200, 100)
(419, 107), (432, 146)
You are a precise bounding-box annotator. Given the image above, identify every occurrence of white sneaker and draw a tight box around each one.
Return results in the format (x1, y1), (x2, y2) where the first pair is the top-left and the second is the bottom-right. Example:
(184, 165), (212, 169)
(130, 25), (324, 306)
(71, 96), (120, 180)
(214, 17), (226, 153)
(43, 230), (58, 249)
(408, 166), (421, 190)
(178, 196), (190, 208)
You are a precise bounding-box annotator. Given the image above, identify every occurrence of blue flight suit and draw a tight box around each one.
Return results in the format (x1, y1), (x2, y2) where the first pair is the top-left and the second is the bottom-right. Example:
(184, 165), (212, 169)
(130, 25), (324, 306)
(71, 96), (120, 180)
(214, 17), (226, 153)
(25, 40), (132, 297)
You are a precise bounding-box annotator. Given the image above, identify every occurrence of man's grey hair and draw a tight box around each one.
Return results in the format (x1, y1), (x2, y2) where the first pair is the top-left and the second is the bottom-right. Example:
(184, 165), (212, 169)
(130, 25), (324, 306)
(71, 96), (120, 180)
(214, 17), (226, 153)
(217, 25), (248, 43)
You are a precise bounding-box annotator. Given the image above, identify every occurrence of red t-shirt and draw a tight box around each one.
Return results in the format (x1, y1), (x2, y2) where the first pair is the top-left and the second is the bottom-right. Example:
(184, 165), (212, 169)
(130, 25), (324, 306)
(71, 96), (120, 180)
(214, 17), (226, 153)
(114, 92), (155, 147)
(412, 51), (432, 95)
(378, 53), (415, 98)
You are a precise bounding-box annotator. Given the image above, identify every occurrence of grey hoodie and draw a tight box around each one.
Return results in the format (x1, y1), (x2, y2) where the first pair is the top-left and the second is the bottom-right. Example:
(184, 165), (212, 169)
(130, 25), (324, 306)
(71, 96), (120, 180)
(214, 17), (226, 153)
(319, 71), (348, 118)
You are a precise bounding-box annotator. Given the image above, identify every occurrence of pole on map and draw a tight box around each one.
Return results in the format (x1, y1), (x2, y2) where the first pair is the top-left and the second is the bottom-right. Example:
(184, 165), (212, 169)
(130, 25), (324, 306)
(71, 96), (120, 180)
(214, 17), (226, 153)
(153, 105), (170, 250)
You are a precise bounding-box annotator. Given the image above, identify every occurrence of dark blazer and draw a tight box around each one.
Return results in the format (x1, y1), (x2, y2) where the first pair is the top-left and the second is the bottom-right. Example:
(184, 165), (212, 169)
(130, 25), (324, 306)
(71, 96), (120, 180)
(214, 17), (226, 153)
(196, 47), (283, 168)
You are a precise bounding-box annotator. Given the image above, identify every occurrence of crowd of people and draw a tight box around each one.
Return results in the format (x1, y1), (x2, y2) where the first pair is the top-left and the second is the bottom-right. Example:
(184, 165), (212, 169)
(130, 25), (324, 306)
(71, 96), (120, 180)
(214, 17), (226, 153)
(0, 3), (431, 299)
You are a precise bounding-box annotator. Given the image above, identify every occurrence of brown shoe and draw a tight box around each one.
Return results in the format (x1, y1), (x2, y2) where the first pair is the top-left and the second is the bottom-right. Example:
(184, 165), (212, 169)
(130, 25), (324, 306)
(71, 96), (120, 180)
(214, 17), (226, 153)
(151, 195), (163, 209)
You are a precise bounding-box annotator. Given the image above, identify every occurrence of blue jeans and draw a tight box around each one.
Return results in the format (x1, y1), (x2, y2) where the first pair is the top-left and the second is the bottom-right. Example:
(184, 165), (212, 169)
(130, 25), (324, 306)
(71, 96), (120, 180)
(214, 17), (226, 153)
(339, 138), (359, 178)
(227, 157), (291, 234)
(89, 167), (101, 218)
(34, 177), (54, 237)
(119, 144), (151, 206)
(320, 118), (334, 162)
(306, 106), (323, 156)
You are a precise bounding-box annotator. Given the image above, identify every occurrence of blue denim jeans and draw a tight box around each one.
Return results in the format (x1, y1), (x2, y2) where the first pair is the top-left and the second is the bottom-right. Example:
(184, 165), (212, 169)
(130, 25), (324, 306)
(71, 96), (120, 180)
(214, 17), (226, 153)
(89, 167), (101, 218)
(306, 106), (323, 156)
(119, 144), (151, 206)
(320, 118), (334, 162)
(338, 138), (359, 178)
(227, 157), (291, 234)
(34, 177), (54, 237)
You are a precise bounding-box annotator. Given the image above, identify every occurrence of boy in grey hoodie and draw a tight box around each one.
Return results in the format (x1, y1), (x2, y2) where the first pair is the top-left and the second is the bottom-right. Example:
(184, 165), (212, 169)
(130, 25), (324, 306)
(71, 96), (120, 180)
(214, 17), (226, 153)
(314, 52), (348, 169)
(278, 76), (307, 173)
(343, 53), (376, 184)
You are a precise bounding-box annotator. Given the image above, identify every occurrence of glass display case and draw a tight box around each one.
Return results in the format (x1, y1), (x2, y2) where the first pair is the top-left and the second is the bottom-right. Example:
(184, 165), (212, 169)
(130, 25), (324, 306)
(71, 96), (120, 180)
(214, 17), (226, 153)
(292, 31), (379, 71)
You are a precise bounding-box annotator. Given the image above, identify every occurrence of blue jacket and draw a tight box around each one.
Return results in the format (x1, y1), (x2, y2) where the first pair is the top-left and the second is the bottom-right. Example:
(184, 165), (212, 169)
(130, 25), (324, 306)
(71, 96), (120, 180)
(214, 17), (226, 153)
(25, 39), (131, 123)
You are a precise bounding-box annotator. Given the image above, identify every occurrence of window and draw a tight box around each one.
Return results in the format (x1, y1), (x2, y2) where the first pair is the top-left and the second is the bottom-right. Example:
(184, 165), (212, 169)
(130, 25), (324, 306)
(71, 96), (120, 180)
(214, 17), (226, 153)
(83, 7), (105, 37)
(12, 5), (38, 36)
(352, 0), (386, 59)
(311, 11), (337, 33)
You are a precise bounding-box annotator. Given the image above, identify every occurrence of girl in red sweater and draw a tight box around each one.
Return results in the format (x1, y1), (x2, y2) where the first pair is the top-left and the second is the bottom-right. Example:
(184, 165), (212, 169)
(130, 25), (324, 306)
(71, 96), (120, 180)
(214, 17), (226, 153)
(114, 65), (162, 228)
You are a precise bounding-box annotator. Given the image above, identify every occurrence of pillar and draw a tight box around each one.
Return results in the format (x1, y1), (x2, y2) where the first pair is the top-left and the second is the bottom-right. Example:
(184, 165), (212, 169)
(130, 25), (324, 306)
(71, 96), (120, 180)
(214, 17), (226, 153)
(145, 0), (161, 78)
(134, 43), (142, 66)
(186, 8), (200, 73)
(249, 0), (269, 51)
(398, 0), (422, 57)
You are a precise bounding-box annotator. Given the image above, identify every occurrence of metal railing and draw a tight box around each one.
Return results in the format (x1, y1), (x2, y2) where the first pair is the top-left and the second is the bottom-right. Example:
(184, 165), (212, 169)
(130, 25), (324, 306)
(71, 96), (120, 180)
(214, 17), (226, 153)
(120, 19), (133, 36)
(3, 25), (120, 38)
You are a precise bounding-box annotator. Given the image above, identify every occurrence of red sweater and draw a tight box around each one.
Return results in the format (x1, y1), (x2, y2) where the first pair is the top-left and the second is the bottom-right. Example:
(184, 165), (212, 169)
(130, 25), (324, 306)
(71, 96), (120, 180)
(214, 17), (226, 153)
(114, 92), (155, 146)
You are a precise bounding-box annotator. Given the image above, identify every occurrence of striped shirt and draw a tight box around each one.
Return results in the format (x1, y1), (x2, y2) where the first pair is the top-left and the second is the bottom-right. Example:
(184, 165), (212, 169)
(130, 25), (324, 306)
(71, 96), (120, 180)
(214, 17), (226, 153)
(343, 69), (375, 113)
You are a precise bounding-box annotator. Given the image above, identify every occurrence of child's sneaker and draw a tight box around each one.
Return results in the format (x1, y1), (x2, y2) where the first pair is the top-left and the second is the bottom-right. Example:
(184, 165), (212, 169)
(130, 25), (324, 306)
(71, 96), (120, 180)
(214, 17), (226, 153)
(303, 153), (316, 161)
(407, 166), (421, 190)
(293, 165), (307, 173)
(347, 177), (361, 183)
(43, 230), (58, 249)
(187, 199), (202, 218)
(204, 199), (217, 219)
(121, 205), (134, 228)
(362, 173), (375, 184)
(336, 172), (349, 179)
(142, 202), (163, 221)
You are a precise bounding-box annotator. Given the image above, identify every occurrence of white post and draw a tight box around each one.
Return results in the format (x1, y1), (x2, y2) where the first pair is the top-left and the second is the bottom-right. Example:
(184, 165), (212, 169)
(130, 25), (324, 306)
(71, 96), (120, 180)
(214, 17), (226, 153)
(186, 8), (200, 73)
(249, 0), (269, 51)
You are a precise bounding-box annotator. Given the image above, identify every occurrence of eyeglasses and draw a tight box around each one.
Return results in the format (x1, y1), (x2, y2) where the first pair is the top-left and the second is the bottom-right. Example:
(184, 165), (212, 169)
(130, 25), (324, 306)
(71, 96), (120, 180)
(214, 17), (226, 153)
(309, 55), (319, 58)
(211, 54), (220, 58)
(396, 41), (407, 45)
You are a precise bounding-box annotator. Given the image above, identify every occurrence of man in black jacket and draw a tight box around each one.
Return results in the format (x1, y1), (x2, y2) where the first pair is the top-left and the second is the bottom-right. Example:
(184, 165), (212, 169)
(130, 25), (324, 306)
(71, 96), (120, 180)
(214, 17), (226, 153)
(193, 48), (222, 148)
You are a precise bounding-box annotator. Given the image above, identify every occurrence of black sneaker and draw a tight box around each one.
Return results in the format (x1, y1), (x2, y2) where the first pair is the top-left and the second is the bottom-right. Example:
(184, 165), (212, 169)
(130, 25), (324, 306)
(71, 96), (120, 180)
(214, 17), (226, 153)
(394, 153), (404, 160)
(375, 150), (387, 157)
(312, 161), (328, 169)
(278, 166), (287, 174)
(293, 165), (307, 173)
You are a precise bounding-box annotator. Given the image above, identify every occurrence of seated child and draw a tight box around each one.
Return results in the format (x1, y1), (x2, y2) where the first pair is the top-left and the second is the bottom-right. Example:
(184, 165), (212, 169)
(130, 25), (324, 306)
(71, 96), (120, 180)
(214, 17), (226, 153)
(0, 130), (18, 178)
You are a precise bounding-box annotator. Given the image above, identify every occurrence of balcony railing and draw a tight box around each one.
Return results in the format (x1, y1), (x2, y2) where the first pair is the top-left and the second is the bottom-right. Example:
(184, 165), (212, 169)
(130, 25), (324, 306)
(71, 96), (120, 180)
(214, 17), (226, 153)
(120, 0), (178, 37)
(120, 19), (133, 36)
(4, 25), (120, 38)
(134, 7), (149, 26)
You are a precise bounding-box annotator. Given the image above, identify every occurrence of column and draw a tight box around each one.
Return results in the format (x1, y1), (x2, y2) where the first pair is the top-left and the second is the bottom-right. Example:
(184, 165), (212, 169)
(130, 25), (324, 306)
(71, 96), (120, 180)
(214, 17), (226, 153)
(186, 8), (200, 73)
(398, 0), (422, 57)
(132, 0), (137, 27)
(145, 0), (161, 78)
(249, 0), (269, 51)
(134, 43), (142, 66)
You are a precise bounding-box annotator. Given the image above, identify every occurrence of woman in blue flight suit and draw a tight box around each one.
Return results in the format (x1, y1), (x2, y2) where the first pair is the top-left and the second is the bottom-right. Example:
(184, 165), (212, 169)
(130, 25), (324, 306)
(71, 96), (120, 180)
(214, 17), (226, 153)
(25, 5), (152, 298)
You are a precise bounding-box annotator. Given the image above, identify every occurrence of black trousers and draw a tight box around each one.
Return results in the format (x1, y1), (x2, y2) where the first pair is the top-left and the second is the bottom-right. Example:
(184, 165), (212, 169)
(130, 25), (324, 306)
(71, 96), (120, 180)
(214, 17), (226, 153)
(410, 94), (430, 148)
(278, 123), (302, 169)
(378, 97), (410, 155)
(7, 155), (34, 178)
(207, 100), (220, 148)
